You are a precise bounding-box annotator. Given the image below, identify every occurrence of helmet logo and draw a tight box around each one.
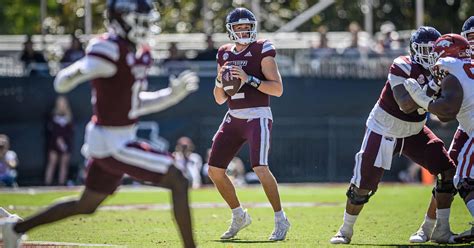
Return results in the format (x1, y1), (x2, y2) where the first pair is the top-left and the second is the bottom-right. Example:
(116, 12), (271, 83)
(223, 53), (229, 61)
(437, 40), (453, 48)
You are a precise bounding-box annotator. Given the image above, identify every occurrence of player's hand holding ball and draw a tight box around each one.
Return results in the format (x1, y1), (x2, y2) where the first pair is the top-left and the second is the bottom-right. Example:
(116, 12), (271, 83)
(221, 65), (243, 96)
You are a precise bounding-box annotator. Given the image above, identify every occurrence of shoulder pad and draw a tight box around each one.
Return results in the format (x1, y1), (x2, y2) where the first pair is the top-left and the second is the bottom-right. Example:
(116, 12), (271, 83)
(86, 38), (120, 62)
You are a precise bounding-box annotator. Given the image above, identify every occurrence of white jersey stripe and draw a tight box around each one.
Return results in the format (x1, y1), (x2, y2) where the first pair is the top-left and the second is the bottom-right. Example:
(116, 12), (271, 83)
(261, 118), (270, 165)
(393, 57), (411, 76)
(260, 118), (266, 165)
(113, 147), (172, 174)
(262, 45), (276, 54)
(86, 38), (120, 62)
(458, 137), (474, 178)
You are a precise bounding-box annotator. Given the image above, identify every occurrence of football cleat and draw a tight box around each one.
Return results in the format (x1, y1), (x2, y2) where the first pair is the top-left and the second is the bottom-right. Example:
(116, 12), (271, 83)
(330, 230), (352, 244)
(409, 227), (432, 243)
(1, 218), (23, 248)
(220, 209), (252, 239)
(430, 222), (456, 244)
(269, 217), (290, 241)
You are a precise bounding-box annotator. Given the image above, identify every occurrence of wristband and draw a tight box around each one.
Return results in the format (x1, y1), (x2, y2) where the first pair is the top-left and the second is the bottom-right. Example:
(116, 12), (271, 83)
(215, 77), (223, 88)
(246, 75), (261, 89)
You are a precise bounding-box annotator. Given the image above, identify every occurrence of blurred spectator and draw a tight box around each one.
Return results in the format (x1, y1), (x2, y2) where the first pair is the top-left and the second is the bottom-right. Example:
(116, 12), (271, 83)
(343, 22), (362, 58)
(311, 26), (335, 57)
(173, 136), (203, 189)
(193, 35), (218, 61)
(20, 35), (49, 76)
(374, 21), (401, 56)
(226, 157), (246, 187)
(311, 26), (336, 72)
(0, 134), (18, 188)
(60, 35), (85, 66)
(44, 96), (74, 186)
(162, 42), (189, 75)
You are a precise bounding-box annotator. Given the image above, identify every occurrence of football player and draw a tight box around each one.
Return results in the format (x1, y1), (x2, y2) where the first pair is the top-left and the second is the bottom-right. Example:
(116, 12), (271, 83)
(330, 26), (457, 245)
(208, 7), (290, 241)
(0, 1), (198, 248)
(409, 16), (474, 244)
(404, 33), (473, 243)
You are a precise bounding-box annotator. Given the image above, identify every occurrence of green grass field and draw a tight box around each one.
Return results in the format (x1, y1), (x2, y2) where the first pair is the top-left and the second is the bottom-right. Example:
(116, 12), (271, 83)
(1, 184), (473, 247)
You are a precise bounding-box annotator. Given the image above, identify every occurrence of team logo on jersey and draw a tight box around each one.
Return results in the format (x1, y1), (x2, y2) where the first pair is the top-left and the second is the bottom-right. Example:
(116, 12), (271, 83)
(126, 53), (135, 66)
(244, 51), (252, 57)
(437, 40), (453, 48)
(416, 74), (425, 85)
(223, 53), (229, 61)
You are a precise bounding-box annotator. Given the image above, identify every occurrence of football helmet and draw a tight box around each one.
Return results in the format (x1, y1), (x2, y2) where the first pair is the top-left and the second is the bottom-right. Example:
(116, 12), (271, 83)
(225, 8), (257, 45)
(428, 34), (471, 80)
(106, 0), (160, 45)
(461, 16), (474, 51)
(410, 26), (441, 69)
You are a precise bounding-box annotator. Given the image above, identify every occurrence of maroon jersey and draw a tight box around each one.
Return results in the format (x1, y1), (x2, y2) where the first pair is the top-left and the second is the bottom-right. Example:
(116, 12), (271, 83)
(217, 39), (276, 110)
(378, 56), (430, 122)
(86, 34), (152, 126)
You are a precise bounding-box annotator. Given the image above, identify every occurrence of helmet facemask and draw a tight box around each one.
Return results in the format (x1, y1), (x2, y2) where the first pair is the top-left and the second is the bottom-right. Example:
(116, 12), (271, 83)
(411, 41), (435, 69)
(122, 10), (160, 45)
(462, 30), (474, 54)
(226, 21), (257, 45)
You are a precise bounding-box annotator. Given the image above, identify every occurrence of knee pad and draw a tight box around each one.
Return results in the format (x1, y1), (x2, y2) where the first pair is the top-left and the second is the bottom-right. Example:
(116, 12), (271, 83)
(435, 177), (457, 195)
(346, 185), (375, 205)
(457, 178), (474, 199)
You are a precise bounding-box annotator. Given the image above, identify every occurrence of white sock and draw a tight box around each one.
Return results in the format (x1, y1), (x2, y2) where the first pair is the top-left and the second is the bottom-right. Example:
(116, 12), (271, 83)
(436, 208), (450, 225)
(422, 214), (436, 229)
(466, 200), (474, 217)
(341, 211), (357, 235)
(275, 210), (286, 220)
(231, 206), (244, 217)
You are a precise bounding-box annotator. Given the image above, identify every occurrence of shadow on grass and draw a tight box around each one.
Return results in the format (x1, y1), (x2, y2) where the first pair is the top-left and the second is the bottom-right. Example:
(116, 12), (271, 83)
(211, 239), (278, 244)
(351, 243), (474, 247)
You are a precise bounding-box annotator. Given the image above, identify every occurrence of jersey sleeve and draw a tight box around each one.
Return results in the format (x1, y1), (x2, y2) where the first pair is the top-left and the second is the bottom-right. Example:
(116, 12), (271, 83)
(388, 56), (411, 88)
(261, 40), (276, 58)
(85, 38), (120, 63)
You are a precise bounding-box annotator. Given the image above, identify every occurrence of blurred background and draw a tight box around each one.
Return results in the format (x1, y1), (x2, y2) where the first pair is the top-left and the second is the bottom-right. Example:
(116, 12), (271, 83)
(0, 0), (470, 187)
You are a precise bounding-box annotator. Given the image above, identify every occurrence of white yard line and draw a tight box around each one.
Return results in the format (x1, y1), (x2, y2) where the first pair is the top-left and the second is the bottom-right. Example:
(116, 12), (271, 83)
(5, 201), (341, 212)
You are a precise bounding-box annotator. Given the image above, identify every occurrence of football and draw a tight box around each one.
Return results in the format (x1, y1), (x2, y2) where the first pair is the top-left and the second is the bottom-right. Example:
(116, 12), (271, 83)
(221, 66), (242, 96)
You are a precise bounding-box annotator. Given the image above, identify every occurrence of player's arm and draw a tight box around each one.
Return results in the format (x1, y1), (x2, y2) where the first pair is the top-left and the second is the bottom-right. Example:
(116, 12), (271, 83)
(404, 74), (463, 122)
(128, 70), (199, 118)
(230, 56), (283, 97)
(392, 84), (419, 114)
(54, 39), (118, 93)
(214, 63), (229, 105)
(427, 74), (463, 122)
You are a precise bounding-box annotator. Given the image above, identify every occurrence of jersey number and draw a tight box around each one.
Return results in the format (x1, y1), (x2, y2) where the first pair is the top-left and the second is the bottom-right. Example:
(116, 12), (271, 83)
(463, 63), (474, 79)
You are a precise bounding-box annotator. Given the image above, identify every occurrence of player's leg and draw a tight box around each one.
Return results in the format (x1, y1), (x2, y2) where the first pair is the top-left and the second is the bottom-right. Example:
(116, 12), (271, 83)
(452, 134), (474, 243)
(44, 150), (58, 185)
(409, 195), (437, 243)
(403, 126), (457, 243)
(156, 166), (194, 248)
(14, 159), (116, 232)
(207, 115), (249, 239)
(248, 118), (289, 241)
(110, 142), (195, 248)
(331, 129), (386, 244)
(410, 128), (467, 243)
(3, 159), (114, 248)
